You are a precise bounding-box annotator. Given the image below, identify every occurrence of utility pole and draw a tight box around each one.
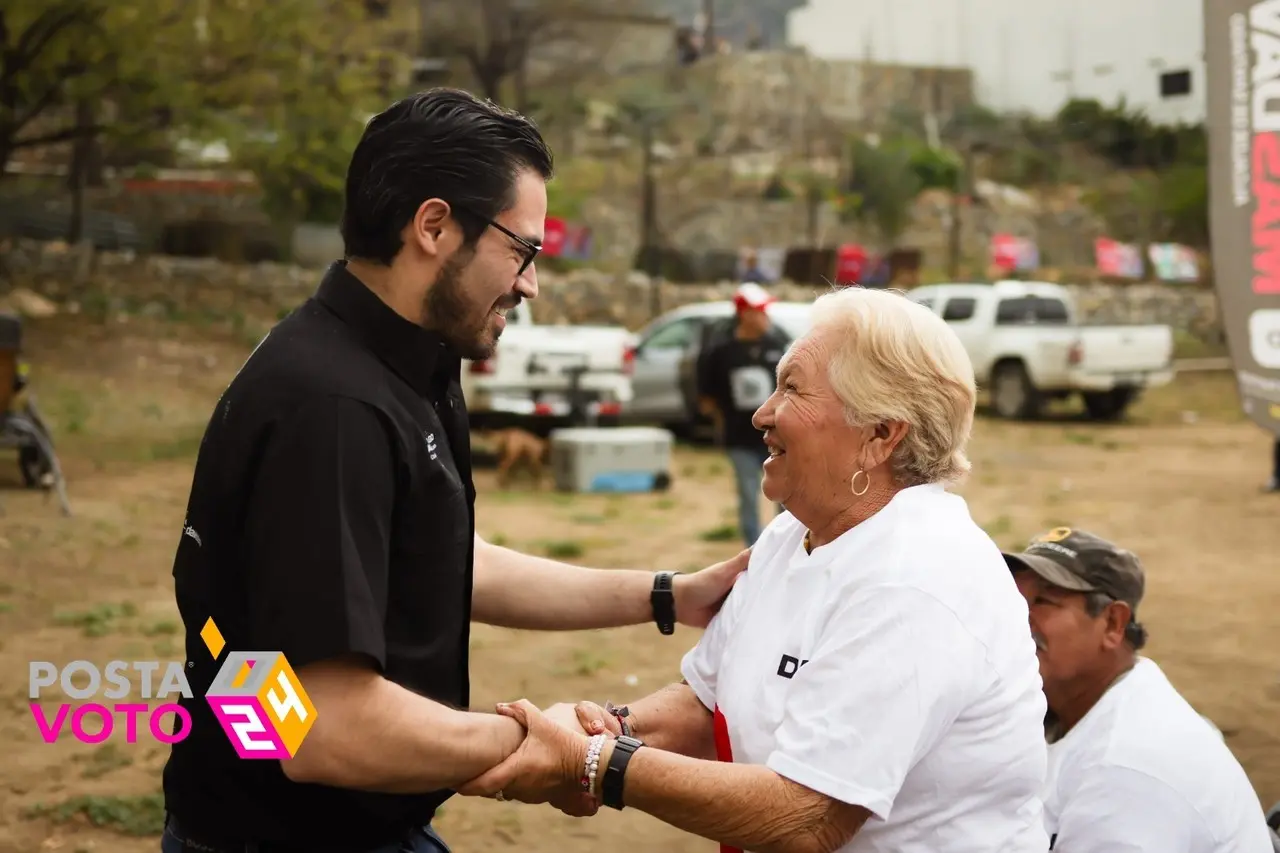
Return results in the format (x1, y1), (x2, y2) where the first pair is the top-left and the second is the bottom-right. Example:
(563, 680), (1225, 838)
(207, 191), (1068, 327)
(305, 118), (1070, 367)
(67, 98), (93, 247)
(419, 0), (430, 61)
(412, 0), (448, 89)
(639, 117), (660, 318)
(1050, 13), (1077, 100)
(948, 139), (984, 279)
(802, 94), (821, 250)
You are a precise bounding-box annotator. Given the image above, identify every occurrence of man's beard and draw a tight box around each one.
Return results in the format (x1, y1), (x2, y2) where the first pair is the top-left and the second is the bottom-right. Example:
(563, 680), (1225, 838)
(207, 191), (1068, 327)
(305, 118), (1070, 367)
(423, 250), (499, 361)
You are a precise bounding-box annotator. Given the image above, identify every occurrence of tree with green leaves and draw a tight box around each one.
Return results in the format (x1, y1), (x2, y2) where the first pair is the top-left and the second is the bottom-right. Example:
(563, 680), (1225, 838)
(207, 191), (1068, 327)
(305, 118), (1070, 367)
(840, 137), (923, 249)
(1059, 98), (1209, 246)
(220, 11), (403, 225)
(1, 0), (398, 228)
(422, 0), (660, 110)
(0, 2), (168, 178)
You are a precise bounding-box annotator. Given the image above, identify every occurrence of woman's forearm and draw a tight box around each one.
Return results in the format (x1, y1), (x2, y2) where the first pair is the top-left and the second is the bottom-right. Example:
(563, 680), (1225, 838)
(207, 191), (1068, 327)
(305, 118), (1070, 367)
(594, 739), (870, 853)
(624, 681), (717, 759)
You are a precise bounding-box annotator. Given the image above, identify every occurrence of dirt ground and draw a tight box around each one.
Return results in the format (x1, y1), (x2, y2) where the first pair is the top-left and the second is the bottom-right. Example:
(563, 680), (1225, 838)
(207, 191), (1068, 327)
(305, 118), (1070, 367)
(1, 314), (1278, 853)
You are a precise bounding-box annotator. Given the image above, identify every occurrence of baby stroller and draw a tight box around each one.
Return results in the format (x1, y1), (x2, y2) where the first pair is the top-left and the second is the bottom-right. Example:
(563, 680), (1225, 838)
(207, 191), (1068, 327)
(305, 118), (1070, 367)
(0, 312), (71, 516)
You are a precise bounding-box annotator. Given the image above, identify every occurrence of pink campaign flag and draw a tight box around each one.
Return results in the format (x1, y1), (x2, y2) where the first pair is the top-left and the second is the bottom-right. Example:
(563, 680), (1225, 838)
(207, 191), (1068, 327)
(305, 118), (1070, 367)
(990, 233), (1039, 272)
(1094, 237), (1144, 279)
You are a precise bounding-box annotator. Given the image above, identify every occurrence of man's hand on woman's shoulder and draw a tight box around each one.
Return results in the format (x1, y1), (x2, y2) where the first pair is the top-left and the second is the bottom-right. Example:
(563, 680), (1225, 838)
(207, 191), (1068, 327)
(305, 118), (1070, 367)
(674, 548), (751, 629)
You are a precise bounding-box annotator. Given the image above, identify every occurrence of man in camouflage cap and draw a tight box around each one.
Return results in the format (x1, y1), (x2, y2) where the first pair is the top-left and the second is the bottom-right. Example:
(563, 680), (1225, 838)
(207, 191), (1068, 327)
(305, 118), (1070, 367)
(1004, 527), (1272, 851)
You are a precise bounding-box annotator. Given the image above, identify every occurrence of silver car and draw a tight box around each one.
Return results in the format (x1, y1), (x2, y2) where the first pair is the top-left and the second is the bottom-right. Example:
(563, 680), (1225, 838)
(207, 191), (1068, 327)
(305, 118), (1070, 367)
(622, 300), (816, 435)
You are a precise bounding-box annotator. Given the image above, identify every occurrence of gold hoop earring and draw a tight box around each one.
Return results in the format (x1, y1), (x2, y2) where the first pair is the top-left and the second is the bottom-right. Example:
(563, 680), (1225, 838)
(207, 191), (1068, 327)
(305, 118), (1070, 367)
(851, 469), (869, 497)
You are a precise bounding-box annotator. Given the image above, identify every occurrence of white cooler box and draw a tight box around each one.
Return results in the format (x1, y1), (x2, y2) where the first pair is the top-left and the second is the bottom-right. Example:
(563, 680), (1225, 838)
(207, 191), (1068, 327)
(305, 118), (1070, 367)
(549, 427), (674, 493)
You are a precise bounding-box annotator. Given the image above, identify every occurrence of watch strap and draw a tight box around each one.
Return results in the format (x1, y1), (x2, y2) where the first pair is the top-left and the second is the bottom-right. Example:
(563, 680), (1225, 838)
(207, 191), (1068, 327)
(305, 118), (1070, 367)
(651, 571), (680, 635)
(601, 735), (644, 810)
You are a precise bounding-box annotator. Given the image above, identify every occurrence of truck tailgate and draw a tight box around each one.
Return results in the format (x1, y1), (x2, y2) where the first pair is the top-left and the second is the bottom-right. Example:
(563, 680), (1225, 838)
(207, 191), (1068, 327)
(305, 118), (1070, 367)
(477, 325), (633, 395)
(542, 326), (632, 373)
(1076, 326), (1174, 375)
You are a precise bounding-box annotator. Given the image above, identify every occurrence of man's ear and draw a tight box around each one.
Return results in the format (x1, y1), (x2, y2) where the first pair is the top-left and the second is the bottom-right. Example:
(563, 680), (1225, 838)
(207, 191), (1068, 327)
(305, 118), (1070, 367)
(1100, 601), (1133, 650)
(861, 421), (909, 471)
(408, 198), (456, 258)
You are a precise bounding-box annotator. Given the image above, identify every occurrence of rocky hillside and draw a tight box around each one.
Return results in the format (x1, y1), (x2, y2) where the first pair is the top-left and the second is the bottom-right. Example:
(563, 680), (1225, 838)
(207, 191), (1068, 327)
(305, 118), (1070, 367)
(655, 0), (806, 48)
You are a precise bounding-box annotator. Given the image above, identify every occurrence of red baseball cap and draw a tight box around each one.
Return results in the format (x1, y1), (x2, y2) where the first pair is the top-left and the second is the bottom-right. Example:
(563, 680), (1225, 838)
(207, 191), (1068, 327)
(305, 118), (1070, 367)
(733, 282), (775, 312)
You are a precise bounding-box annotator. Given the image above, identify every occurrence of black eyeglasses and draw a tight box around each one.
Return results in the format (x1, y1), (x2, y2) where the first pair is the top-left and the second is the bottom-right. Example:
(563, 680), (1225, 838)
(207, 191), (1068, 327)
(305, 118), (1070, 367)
(454, 205), (541, 277)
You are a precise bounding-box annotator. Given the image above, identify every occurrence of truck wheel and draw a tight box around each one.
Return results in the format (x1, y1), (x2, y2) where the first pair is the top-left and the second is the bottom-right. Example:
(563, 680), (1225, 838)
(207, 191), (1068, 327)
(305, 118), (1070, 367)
(991, 361), (1042, 420)
(1082, 389), (1136, 422)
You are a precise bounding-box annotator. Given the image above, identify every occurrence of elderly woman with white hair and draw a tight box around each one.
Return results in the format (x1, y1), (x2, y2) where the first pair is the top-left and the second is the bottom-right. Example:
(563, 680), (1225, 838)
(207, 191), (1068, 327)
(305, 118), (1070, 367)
(461, 287), (1050, 853)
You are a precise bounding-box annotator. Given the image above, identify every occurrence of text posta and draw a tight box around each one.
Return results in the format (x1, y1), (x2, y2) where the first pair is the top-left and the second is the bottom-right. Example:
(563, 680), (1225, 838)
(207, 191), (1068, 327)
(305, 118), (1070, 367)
(28, 660), (194, 745)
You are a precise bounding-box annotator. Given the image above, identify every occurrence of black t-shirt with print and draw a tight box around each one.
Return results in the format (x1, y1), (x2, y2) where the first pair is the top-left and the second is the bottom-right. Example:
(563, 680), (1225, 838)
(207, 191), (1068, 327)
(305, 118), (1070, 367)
(695, 326), (790, 450)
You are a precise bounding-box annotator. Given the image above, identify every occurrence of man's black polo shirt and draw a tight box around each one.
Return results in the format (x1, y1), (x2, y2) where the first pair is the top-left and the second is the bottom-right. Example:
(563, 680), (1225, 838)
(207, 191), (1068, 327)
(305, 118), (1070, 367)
(162, 261), (476, 849)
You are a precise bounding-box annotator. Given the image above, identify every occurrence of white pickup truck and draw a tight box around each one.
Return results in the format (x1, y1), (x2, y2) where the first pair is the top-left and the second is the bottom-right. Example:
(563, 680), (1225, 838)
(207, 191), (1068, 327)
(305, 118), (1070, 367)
(908, 280), (1175, 421)
(460, 303), (635, 434)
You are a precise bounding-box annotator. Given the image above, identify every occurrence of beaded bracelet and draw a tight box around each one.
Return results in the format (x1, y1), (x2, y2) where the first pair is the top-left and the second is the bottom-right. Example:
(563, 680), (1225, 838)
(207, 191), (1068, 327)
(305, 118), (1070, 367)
(582, 733), (606, 796)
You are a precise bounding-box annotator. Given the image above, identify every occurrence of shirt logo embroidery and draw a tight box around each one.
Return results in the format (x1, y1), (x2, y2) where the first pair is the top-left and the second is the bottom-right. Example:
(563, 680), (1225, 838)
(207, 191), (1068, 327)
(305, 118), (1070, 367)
(183, 520), (202, 548)
(425, 432), (438, 461)
(776, 654), (809, 679)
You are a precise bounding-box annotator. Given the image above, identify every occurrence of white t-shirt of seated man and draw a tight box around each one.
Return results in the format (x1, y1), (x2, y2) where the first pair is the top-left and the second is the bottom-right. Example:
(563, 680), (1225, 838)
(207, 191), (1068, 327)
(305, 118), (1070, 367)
(681, 482), (1050, 853)
(1043, 656), (1273, 852)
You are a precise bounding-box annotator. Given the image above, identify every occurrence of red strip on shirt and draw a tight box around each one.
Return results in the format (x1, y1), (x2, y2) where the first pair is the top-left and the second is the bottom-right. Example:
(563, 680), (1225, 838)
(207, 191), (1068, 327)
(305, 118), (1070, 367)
(712, 704), (743, 853)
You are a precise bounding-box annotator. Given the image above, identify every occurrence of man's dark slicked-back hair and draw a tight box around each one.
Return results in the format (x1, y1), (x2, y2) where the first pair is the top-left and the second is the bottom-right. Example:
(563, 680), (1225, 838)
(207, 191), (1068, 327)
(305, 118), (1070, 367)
(340, 88), (554, 265)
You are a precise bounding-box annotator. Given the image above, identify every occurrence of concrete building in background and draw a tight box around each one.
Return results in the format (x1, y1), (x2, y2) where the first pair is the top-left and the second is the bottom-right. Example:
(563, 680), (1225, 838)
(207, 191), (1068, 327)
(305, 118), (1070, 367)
(786, 0), (1204, 123)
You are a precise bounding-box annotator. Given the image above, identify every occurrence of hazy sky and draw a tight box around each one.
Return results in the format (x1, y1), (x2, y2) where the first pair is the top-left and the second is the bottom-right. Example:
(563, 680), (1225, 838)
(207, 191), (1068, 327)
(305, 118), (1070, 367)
(787, 0), (1204, 121)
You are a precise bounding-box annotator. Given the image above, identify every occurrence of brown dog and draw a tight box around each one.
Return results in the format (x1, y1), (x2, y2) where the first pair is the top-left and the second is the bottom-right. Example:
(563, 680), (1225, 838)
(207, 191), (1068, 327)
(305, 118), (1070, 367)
(486, 427), (550, 489)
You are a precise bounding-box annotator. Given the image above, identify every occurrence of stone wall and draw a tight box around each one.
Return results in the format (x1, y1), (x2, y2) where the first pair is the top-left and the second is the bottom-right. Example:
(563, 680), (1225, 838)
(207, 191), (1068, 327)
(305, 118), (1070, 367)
(0, 239), (1222, 344)
(579, 191), (1107, 276)
(0, 174), (276, 258)
(707, 51), (975, 134)
(2, 161), (1115, 279)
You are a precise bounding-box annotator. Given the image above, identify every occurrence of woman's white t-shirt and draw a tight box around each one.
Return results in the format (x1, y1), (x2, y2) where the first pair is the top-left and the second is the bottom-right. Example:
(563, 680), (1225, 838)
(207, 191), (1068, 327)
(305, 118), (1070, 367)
(680, 483), (1050, 853)
(1043, 657), (1273, 852)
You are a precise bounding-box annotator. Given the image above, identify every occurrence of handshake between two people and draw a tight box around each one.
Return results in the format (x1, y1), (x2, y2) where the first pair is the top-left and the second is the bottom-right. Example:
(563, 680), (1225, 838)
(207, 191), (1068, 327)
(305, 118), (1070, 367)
(456, 547), (753, 816)
(458, 698), (630, 817)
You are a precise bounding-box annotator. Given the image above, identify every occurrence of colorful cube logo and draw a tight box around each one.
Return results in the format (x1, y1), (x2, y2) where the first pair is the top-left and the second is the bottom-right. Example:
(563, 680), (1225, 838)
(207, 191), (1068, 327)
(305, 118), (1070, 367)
(201, 619), (316, 759)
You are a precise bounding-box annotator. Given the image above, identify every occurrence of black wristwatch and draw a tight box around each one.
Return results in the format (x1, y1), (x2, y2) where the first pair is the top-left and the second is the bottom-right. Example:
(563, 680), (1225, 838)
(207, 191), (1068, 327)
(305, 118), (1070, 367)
(650, 571), (680, 635)
(600, 735), (644, 810)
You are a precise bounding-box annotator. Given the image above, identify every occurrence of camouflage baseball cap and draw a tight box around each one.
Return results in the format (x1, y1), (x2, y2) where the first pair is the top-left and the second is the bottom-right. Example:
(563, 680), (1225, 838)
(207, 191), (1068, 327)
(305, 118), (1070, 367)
(1002, 527), (1145, 610)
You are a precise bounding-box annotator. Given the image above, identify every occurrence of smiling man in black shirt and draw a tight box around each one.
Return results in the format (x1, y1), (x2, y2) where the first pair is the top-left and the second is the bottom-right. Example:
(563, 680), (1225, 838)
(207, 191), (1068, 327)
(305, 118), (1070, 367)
(160, 88), (747, 853)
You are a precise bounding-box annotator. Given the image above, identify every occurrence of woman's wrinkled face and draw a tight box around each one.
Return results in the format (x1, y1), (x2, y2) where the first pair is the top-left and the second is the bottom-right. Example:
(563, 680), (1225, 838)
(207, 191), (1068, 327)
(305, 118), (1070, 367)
(752, 328), (863, 512)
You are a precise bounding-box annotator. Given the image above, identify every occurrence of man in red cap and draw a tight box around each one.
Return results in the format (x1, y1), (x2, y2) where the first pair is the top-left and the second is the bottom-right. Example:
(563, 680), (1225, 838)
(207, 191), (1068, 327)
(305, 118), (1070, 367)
(695, 283), (791, 546)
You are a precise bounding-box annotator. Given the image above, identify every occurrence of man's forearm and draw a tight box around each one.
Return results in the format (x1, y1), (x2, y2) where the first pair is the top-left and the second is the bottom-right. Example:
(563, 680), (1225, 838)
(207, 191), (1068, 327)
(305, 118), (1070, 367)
(595, 742), (867, 853)
(618, 681), (716, 759)
(471, 536), (653, 630)
(285, 660), (524, 793)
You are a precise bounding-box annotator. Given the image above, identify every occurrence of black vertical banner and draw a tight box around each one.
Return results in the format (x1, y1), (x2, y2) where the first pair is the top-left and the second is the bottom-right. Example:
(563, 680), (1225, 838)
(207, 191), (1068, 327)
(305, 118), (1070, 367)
(1204, 0), (1280, 435)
